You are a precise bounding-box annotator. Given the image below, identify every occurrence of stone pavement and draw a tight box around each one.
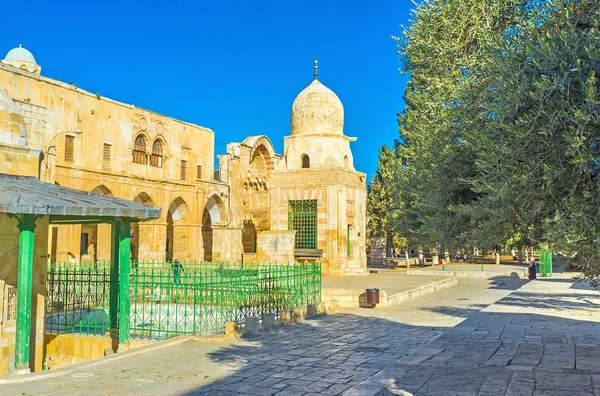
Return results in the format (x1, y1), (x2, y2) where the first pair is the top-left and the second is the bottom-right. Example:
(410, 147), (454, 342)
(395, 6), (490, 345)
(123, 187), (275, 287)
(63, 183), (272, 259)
(2, 276), (598, 396)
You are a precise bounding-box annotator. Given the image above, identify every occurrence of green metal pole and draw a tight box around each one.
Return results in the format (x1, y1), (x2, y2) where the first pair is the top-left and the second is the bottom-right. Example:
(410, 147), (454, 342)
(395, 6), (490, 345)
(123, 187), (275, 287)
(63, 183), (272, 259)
(119, 219), (131, 345)
(15, 214), (35, 373)
(109, 220), (120, 334)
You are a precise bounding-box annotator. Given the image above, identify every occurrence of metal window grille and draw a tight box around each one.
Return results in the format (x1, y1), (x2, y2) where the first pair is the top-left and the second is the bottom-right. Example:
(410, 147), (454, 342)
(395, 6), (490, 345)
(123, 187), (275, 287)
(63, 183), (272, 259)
(133, 135), (146, 164)
(180, 160), (187, 180)
(150, 140), (163, 167)
(196, 165), (202, 179)
(5, 285), (16, 321)
(102, 143), (111, 169)
(64, 135), (74, 162)
(288, 200), (318, 249)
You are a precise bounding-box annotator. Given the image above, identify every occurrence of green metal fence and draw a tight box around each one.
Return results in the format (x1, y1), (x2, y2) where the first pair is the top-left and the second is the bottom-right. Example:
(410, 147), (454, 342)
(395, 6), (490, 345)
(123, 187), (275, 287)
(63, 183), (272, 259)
(45, 261), (321, 339)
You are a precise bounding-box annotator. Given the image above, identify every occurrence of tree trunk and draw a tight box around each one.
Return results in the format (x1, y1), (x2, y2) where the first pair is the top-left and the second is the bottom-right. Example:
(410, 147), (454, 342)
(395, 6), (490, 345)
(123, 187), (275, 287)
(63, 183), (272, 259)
(445, 251), (451, 264)
(518, 249), (523, 265)
(496, 251), (500, 265)
(418, 247), (424, 267)
(405, 249), (410, 269)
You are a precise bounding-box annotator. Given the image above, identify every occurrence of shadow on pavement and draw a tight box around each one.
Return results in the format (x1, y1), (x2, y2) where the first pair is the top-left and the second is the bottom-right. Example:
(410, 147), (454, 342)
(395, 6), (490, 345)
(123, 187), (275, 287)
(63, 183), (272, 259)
(181, 277), (600, 396)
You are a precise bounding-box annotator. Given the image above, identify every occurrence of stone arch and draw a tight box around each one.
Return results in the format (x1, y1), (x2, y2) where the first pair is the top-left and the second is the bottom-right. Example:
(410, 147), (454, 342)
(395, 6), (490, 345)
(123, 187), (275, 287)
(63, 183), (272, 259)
(204, 194), (227, 225)
(301, 154), (310, 169)
(134, 192), (154, 205)
(131, 192), (155, 261)
(244, 135), (275, 171)
(91, 185), (113, 196)
(202, 194), (228, 262)
(166, 197), (189, 262)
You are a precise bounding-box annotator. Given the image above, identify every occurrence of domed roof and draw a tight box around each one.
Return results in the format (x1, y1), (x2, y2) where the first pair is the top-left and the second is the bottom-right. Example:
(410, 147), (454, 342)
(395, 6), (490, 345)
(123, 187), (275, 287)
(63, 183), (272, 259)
(291, 80), (344, 136)
(0, 90), (27, 147)
(4, 45), (36, 64)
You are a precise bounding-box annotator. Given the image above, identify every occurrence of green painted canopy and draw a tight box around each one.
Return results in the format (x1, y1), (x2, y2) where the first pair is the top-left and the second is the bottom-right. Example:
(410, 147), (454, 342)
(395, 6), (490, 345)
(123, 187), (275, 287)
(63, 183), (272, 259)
(0, 174), (161, 223)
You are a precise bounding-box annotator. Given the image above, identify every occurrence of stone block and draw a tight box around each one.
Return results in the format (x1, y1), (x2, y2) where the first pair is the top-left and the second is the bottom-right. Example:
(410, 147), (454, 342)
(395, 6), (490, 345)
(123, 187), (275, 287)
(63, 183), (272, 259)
(307, 304), (318, 318)
(225, 321), (241, 337)
(293, 307), (304, 321)
(245, 317), (259, 334)
(263, 313), (275, 329)
(279, 310), (292, 324)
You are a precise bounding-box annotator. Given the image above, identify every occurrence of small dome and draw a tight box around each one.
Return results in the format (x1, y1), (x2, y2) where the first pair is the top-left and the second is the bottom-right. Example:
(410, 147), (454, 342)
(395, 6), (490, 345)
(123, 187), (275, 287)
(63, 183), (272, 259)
(0, 90), (27, 147)
(291, 80), (344, 136)
(4, 45), (36, 64)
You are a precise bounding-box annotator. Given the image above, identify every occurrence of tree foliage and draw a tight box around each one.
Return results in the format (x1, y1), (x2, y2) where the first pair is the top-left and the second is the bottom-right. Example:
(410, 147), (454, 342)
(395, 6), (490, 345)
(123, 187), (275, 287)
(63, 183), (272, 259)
(369, 0), (600, 281)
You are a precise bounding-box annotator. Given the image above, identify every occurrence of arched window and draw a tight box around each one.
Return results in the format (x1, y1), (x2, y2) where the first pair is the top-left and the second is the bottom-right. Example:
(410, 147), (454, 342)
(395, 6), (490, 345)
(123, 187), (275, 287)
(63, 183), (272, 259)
(150, 139), (163, 167)
(133, 134), (147, 164)
(344, 155), (349, 168)
(301, 154), (310, 169)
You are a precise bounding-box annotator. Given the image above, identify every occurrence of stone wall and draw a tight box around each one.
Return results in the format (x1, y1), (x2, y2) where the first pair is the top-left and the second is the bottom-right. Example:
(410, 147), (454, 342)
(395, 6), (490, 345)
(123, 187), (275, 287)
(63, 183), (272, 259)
(256, 231), (295, 263)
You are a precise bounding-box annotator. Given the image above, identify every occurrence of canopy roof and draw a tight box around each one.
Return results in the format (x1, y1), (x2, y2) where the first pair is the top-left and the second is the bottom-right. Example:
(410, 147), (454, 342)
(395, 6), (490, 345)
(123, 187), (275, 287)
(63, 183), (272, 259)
(0, 174), (161, 223)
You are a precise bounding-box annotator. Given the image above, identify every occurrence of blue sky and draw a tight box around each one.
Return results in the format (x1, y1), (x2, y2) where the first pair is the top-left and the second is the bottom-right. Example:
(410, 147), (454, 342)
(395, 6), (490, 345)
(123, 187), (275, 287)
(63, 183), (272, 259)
(1, 0), (413, 180)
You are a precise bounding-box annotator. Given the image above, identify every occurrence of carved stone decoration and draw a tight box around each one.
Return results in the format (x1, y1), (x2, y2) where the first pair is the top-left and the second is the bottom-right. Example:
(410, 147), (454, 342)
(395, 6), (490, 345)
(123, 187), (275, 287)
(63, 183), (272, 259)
(291, 80), (344, 136)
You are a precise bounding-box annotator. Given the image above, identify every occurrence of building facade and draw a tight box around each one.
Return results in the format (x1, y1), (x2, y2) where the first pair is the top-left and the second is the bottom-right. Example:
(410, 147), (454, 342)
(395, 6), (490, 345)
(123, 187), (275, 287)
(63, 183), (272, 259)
(0, 45), (367, 276)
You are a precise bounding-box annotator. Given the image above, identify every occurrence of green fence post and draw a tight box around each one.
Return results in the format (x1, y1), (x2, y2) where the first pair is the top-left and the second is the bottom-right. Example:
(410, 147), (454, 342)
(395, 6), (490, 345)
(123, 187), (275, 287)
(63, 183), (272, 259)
(119, 219), (131, 346)
(15, 214), (36, 373)
(110, 220), (120, 335)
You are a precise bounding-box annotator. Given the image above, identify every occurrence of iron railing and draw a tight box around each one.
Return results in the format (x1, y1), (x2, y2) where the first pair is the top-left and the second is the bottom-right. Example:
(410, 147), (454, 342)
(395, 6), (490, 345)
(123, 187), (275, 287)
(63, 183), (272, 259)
(45, 260), (321, 340)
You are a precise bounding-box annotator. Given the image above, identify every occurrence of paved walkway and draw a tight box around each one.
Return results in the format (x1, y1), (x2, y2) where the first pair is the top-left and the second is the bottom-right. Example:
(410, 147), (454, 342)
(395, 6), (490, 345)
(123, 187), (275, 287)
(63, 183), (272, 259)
(2, 276), (598, 396)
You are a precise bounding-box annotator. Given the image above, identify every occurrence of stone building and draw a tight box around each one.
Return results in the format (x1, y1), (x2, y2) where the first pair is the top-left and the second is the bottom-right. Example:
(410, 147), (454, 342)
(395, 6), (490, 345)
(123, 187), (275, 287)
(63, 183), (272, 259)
(0, 45), (367, 276)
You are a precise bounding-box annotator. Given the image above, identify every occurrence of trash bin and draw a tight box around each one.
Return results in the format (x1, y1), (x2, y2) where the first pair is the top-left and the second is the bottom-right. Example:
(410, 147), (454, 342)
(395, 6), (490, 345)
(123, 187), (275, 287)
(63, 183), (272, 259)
(366, 288), (379, 305)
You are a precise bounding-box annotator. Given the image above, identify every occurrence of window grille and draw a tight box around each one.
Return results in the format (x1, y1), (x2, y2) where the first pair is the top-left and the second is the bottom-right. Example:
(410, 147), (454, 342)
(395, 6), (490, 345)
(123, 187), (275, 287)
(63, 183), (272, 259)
(102, 143), (111, 169)
(65, 135), (75, 162)
(197, 165), (202, 179)
(133, 135), (146, 164)
(180, 160), (187, 181)
(5, 285), (16, 321)
(150, 139), (163, 167)
(288, 200), (318, 249)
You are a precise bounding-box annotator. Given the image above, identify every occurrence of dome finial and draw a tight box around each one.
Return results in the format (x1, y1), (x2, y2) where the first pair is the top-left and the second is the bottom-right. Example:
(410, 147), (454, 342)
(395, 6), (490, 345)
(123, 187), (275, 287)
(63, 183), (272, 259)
(313, 54), (319, 80)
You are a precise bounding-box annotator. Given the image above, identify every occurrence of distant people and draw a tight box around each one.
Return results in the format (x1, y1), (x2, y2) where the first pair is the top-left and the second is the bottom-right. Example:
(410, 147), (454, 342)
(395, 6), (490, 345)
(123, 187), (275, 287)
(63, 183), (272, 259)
(172, 259), (184, 283)
(528, 256), (537, 280)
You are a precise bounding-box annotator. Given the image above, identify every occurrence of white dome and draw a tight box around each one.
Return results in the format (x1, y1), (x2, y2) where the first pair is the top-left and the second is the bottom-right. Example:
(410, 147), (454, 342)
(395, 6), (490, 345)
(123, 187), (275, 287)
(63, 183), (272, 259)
(291, 80), (344, 136)
(4, 45), (37, 64)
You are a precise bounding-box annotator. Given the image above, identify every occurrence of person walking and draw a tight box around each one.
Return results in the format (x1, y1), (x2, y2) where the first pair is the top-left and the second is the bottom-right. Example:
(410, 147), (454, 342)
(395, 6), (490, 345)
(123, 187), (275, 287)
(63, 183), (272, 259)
(528, 256), (537, 280)
(172, 259), (184, 284)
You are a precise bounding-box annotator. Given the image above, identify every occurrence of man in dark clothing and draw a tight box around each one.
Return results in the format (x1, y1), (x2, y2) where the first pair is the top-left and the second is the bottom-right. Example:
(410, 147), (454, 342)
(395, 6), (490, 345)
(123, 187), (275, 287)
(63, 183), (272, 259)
(173, 259), (184, 283)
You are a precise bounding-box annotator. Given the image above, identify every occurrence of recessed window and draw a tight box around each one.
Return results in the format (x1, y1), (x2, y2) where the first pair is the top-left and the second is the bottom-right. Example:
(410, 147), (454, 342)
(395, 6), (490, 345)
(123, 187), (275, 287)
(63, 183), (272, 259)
(301, 154), (310, 169)
(150, 139), (163, 167)
(133, 134), (147, 164)
(197, 165), (203, 179)
(65, 135), (75, 162)
(103, 143), (111, 169)
(80, 233), (89, 255)
(180, 160), (187, 181)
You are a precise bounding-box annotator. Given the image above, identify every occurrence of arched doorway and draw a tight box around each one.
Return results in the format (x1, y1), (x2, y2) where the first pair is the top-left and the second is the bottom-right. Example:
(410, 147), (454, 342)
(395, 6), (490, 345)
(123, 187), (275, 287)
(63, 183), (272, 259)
(202, 208), (212, 261)
(131, 192), (154, 261)
(202, 194), (226, 261)
(242, 221), (257, 253)
(166, 197), (189, 262)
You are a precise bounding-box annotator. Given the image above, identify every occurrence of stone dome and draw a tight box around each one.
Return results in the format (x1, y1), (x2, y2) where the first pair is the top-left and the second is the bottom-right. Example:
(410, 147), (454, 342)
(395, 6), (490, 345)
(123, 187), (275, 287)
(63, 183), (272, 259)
(4, 45), (36, 64)
(0, 90), (27, 147)
(291, 80), (344, 136)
